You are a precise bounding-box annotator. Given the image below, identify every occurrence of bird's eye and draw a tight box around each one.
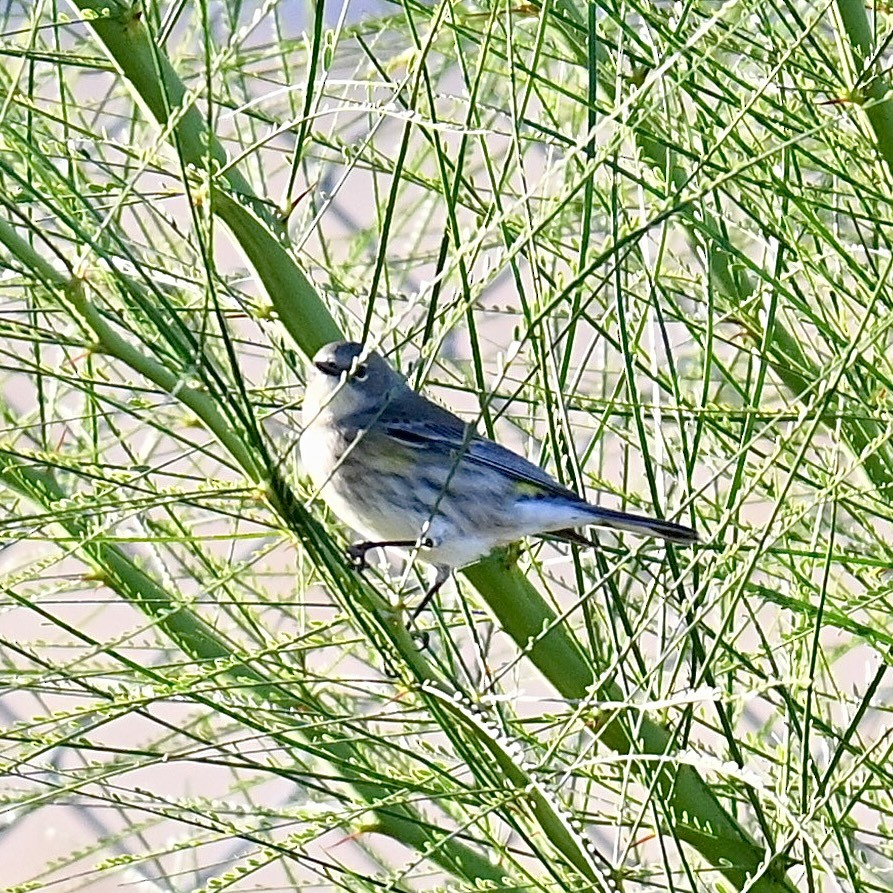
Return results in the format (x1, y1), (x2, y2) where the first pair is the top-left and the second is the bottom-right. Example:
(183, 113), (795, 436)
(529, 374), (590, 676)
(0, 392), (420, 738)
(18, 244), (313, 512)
(354, 364), (368, 380)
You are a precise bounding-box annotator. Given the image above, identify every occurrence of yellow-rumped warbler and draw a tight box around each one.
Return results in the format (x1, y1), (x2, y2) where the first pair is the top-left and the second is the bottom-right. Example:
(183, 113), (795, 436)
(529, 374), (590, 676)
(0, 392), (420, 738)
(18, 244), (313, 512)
(301, 340), (697, 614)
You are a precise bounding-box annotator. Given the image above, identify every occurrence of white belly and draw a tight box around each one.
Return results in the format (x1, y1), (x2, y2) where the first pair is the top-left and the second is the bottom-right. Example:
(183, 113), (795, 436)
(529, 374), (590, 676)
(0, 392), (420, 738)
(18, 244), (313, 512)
(299, 420), (423, 543)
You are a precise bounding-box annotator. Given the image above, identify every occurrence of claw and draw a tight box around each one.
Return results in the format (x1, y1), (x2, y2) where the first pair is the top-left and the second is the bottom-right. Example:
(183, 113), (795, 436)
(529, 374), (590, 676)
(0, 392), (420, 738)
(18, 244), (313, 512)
(410, 628), (431, 651)
(411, 564), (452, 620)
(346, 543), (371, 570)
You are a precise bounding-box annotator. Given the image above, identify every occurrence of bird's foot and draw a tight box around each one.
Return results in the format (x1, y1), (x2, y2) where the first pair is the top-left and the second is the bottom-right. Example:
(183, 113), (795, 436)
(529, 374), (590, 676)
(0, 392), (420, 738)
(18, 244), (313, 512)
(346, 538), (425, 572)
(347, 539), (434, 571)
(346, 542), (373, 571)
(410, 627), (431, 651)
(410, 565), (452, 621)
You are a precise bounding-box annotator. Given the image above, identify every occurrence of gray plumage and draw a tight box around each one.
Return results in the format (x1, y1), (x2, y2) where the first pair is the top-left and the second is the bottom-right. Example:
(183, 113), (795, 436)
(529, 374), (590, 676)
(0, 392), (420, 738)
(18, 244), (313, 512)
(301, 341), (697, 587)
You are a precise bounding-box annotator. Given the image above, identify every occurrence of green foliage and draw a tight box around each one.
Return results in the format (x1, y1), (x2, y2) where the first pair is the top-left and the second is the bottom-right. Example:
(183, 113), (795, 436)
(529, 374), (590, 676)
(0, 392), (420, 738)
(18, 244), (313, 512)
(1, 1), (891, 891)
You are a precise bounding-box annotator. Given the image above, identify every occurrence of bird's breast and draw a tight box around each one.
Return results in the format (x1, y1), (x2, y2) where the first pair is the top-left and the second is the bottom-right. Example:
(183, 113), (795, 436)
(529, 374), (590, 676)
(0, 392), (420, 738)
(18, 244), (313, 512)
(300, 417), (353, 486)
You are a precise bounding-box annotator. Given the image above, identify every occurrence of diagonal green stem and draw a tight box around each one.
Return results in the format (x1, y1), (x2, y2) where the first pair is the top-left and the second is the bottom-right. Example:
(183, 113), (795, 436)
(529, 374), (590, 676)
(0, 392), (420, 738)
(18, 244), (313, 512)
(77, 0), (341, 353)
(463, 559), (792, 893)
(833, 0), (893, 173)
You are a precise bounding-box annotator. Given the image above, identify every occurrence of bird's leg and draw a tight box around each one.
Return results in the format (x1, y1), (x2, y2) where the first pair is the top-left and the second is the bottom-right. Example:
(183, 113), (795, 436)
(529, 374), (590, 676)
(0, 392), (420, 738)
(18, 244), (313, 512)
(346, 538), (433, 570)
(411, 564), (452, 620)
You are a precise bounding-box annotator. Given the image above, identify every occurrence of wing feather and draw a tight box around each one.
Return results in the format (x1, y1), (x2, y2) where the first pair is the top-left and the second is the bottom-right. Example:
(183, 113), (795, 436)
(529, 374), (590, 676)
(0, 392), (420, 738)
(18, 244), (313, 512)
(379, 412), (580, 502)
(347, 392), (698, 544)
(337, 389), (698, 544)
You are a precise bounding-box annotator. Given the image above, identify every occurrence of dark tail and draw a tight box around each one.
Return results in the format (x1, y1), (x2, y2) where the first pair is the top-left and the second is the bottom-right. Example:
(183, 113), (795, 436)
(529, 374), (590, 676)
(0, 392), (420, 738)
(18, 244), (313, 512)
(584, 505), (699, 544)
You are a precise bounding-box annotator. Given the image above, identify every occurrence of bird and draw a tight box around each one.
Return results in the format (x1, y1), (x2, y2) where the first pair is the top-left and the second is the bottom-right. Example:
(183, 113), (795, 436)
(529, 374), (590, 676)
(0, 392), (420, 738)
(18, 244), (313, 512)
(300, 340), (697, 616)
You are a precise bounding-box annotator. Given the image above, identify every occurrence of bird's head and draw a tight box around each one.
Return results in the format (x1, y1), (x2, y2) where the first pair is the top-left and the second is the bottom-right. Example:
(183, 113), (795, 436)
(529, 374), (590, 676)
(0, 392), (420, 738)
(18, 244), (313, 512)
(303, 340), (404, 422)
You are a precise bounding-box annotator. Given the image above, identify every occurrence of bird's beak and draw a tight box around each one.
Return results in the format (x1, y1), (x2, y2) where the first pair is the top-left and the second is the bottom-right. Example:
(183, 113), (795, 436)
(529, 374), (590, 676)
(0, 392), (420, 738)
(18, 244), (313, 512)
(314, 360), (340, 375)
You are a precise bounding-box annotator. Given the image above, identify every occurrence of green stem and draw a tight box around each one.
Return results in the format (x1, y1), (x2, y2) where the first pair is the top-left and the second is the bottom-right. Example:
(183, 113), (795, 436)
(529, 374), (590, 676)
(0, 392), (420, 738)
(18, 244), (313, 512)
(0, 216), (263, 480)
(833, 0), (893, 173)
(213, 191), (342, 351)
(464, 559), (792, 893)
(76, 0), (341, 353)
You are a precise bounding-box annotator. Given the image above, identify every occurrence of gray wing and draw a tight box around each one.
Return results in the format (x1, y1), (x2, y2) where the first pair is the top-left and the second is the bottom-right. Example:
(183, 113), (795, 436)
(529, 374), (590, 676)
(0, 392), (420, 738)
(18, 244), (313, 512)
(371, 389), (582, 502)
(348, 388), (699, 544)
